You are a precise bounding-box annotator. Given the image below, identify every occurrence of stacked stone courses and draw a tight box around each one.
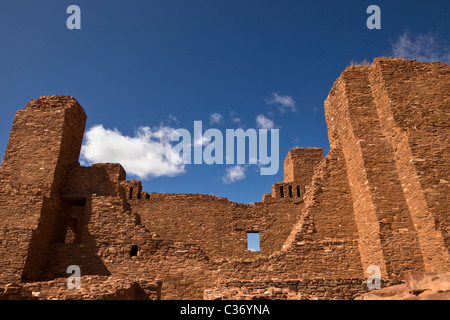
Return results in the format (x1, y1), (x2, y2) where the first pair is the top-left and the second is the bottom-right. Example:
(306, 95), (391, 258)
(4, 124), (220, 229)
(0, 57), (448, 300)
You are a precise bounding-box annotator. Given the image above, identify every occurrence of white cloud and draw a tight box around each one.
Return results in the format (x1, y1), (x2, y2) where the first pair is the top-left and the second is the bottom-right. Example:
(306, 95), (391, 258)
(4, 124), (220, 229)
(222, 165), (246, 184)
(255, 114), (275, 129)
(265, 93), (297, 113)
(209, 112), (223, 125)
(80, 124), (185, 179)
(392, 31), (450, 64)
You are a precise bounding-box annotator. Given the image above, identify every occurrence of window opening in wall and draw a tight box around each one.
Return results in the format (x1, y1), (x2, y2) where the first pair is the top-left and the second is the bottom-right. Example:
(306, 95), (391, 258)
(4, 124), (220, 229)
(280, 186), (284, 198)
(289, 186), (293, 197)
(129, 187), (133, 200)
(297, 186), (301, 197)
(247, 232), (260, 252)
(130, 245), (139, 257)
(57, 197), (86, 244)
(137, 191), (141, 200)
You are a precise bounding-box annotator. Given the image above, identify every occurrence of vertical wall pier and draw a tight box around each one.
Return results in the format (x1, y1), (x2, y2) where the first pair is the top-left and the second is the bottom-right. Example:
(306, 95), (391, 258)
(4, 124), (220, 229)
(0, 96), (86, 282)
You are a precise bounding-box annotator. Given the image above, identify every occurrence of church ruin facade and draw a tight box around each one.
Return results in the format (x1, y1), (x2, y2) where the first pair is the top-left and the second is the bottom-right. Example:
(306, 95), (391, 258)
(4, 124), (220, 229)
(0, 57), (448, 299)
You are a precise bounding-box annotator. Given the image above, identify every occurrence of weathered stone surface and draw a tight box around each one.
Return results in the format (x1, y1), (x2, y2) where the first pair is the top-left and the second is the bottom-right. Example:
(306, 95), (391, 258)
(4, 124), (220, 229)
(0, 276), (161, 300)
(359, 272), (450, 300)
(0, 58), (448, 300)
(405, 272), (450, 293)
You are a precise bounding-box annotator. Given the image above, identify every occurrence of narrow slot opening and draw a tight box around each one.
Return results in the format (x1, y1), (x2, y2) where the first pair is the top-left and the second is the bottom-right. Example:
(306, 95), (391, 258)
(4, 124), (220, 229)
(130, 245), (139, 257)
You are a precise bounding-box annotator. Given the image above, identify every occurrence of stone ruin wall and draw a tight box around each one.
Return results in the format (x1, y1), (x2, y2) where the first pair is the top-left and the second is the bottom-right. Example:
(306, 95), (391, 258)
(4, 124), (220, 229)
(0, 57), (448, 300)
(324, 58), (449, 279)
(0, 97), (86, 284)
(203, 57), (450, 298)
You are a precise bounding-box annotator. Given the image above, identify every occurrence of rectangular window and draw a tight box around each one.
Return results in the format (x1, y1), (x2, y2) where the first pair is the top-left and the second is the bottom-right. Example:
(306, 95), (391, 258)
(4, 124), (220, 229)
(289, 186), (293, 197)
(130, 245), (139, 257)
(279, 186), (284, 198)
(297, 186), (301, 197)
(58, 198), (86, 244)
(247, 232), (260, 252)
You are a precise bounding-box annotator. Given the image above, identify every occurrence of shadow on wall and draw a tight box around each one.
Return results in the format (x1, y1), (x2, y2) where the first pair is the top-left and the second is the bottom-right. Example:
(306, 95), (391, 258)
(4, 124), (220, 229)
(39, 196), (111, 281)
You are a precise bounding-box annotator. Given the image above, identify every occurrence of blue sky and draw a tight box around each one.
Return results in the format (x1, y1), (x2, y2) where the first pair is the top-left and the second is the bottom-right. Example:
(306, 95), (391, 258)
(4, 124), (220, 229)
(1, 1), (449, 204)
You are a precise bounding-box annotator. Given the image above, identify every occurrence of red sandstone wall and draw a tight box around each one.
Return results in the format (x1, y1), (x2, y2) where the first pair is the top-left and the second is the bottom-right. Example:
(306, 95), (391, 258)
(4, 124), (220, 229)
(40, 191), (216, 299)
(209, 146), (365, 288)
(63, 163), (126, 197)
(279, 146), (364, 278)
(368, 58), (450, 272)
(0, 276), (161, 300)
(204, 278), (399, 300)
(324, 58), (450, 279)
(0, 58), (448, 300)
(38, 146), (332, 299)
(284, 148), (324, 185)
(204, 58), (449, 297)
(122, 148), (325, 261)
(325, 64), (424, 279)
(0, 96), (86, 283)
(128, 193), (304, 259)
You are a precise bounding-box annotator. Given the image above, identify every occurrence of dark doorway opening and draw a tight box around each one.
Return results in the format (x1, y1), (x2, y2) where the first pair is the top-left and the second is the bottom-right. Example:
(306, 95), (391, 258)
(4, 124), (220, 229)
(130, 245), (139, 257)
